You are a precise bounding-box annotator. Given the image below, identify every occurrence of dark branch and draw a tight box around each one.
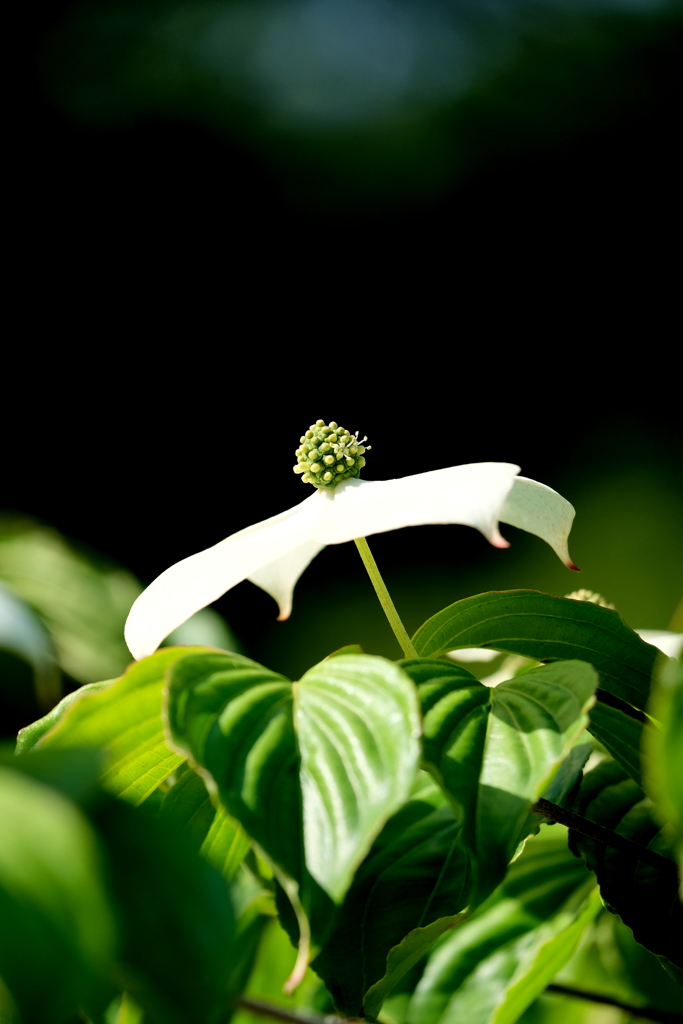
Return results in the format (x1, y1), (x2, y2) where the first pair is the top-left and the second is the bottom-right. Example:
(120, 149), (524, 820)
(546, 984), (683, 1023)
(532, 798), (678, 875)
(235, 997), (353, 1024)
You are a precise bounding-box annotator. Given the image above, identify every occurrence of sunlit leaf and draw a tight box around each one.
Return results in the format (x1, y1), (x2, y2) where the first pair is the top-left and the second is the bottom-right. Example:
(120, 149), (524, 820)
(27, 648), (208, 804)
(403, 658), (597, 903)
(0, 767), (117, 1023)
(295, 653), (421, 902)
(166, 650), (420, 905)
(412, 591), (656, 711)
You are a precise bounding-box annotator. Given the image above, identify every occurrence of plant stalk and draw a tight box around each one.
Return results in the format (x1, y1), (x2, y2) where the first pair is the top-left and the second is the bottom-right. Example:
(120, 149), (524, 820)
(354, 537), (417, 659)
(532, 798), (678, 875)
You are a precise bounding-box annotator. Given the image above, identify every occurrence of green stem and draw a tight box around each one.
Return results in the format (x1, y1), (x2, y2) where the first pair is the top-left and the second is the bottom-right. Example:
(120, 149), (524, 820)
(354, 537), (417, 659)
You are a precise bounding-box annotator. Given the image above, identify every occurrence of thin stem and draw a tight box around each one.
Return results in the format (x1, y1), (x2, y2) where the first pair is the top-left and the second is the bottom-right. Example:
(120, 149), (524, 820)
(354, 537), (417, 659)
(235, 997), (351, 1024)
(532, 798), (678, 875)
(546, 985), (683, 1024)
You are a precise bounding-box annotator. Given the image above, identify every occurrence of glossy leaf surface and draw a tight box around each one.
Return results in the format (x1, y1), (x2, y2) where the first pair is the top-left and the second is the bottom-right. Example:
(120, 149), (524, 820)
(28, 648), (202, 804)
(412, 591), (657, 710)
(403, 658), (597, 903)
(167, 650), (420, 905)
(587, 700), (644, 786)
(295, 653), (421, 902)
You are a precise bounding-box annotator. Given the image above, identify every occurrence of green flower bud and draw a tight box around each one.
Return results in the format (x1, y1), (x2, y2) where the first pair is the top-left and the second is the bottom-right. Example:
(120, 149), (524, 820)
(293, 421), (371, 489)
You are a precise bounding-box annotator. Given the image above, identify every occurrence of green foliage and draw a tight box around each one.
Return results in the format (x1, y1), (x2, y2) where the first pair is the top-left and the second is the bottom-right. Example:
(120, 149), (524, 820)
(403, 658), (597, 904)
(402, 830), (599, 1024)
(20, 648), (206, 803)
(0, 753), (236, 1024)
(645, 655), (683, 864)
(0, 518), (141, 684)
(312, 773), (471, 1019)
(569, 759), (682, 973)
(412, 591), (656, 711)
(166, 649), (420, 906)
(0, 766), (116, 1023)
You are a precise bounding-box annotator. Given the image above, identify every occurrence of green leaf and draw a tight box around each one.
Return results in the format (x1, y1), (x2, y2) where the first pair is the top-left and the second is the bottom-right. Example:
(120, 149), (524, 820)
(93, 797), (236, 1024)
(166, 650), (302, 881)
(587, 700), (644, 786)
(167, 650), (420, 905)
(159, 763), (251, 880)
(0, 582), (60, 710)
(412, 591), (657, 711)
(644, 654), (683, 848)
(403, 658), (597, 903)
(569, 759), (682, 970)
(312, 773), (471, 1020)
(0, 517), (142, 683)
(16, 680), (114, 754)
(0, 767), (117, 1023)
(29, 648), (209, 804)
(295, 653), (421, 902)
(405, 832), (598, 1024)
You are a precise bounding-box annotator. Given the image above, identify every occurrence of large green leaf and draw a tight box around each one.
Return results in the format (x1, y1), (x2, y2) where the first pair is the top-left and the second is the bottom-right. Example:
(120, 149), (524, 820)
(569, 759), (682, 971)
(311, 773), (471, 1019)
(23, 648), (207, 804)
(404, 832), (598, 1024)
(403, 658), (597, 904)
(166, 650), (420, 906)
(412, 591), (657, 711)
(294, 653), (421, 902)
(0, 767), (117, 1024)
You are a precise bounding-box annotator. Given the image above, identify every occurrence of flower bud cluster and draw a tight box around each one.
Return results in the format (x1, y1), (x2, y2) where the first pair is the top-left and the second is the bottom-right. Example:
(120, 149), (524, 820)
(293, 420), (370, 489)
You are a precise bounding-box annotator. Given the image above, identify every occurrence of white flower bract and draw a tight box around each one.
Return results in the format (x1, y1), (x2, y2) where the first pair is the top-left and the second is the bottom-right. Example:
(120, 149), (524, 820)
(124, 462), (578, 660)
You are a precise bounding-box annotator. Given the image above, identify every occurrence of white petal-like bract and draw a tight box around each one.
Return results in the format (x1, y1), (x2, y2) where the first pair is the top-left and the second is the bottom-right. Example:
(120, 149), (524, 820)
(124, 461), (578, 659)
(499, 476), (578, 569)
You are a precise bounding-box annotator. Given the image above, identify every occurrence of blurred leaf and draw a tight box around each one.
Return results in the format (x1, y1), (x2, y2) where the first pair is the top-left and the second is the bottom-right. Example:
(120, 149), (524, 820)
(312, 773), (471, 1019)
(403, 658), (597, 903)
(404, 833), (598, 1024)
(0, 518), (141, 683)
(27, 648), (212, 803)
(0, 767), (117, 1023)
(644, 655), (683, 852)
(167, 650), (420, 905)
(412, 591), (657, 711)
(164, 606), (241, 651)
(231, 916), (332, 1024)
(553, 908), (683, 1015)
(93, 798), (236, 1024)
(0, 582), (60, 710)
(569, 759), (682, 971)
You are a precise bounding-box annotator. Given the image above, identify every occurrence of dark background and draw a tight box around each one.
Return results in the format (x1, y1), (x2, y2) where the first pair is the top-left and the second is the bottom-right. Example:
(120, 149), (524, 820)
(6, 0), (682, 677)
